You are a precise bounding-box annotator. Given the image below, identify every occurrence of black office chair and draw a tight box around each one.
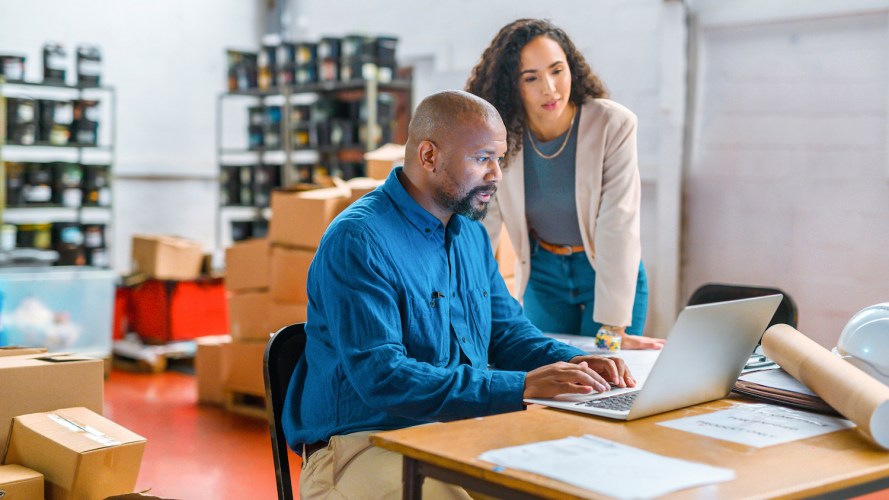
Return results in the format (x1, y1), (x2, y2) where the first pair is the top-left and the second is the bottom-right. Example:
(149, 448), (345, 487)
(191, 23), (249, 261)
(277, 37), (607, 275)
(687, 283), (799, 329)
(263, 322), (306, 500)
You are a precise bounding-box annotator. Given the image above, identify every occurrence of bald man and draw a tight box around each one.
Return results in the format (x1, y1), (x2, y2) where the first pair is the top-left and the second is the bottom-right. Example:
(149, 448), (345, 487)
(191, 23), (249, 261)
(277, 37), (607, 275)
(283, 90), (634, 498)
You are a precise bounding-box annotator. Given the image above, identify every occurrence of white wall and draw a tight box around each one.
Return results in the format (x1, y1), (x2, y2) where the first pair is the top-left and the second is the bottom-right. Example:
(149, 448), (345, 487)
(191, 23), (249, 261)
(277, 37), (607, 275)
(0, 0), (263, 272)
(686, 1), (889, 347)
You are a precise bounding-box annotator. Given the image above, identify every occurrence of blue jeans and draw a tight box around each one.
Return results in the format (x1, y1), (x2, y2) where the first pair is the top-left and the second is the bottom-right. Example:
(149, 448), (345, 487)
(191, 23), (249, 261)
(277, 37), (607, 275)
(523, 239), (649, 336)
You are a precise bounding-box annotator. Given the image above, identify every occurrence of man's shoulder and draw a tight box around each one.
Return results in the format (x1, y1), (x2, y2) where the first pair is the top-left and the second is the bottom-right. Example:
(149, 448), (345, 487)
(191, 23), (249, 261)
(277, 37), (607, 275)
(325, 189), (395, 239)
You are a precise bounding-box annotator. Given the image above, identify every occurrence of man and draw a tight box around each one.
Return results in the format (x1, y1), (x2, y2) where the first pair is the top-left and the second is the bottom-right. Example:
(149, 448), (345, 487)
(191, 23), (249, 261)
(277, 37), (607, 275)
(283, 90), (635, 498)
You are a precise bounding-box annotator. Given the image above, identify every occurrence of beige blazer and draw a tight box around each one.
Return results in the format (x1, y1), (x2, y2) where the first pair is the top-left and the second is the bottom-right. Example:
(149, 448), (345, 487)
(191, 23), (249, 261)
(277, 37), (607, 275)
(483, 98), (641, 327)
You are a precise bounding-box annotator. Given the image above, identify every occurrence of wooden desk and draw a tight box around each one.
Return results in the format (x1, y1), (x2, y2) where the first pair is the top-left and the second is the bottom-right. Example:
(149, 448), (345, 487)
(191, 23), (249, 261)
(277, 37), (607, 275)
(372, 397), (889, 499)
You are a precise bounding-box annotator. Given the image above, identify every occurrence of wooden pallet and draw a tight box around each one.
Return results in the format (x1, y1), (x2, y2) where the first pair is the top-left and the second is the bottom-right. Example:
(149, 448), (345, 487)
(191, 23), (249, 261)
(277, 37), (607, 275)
(224, 389), (267, 420)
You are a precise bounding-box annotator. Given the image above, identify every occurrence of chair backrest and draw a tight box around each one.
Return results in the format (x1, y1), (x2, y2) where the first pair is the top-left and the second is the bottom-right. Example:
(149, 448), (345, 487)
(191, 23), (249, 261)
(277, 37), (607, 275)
(263, 322), (306, 500)
(687, 283), (799, 329)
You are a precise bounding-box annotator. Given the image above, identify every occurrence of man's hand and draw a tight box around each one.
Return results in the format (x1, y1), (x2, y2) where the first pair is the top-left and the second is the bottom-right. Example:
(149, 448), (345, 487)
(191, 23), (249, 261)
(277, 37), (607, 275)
(620, 332), (665, 350)
(569, 355), (636, 388)
(523, 356), (636, 399)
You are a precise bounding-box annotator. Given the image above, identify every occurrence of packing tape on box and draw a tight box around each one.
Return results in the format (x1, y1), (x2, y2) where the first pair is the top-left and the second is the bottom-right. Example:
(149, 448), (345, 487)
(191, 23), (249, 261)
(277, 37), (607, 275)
(761, 324), (889, 449)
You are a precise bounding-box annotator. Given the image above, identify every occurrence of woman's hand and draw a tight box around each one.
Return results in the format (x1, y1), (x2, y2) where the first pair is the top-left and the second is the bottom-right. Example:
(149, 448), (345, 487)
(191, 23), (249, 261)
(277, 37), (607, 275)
(620, 332), (665, 350)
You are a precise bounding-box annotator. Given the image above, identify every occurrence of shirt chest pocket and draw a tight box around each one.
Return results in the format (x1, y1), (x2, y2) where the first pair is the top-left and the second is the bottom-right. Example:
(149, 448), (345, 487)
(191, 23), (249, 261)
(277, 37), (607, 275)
(406, 295), (449, 366)
(467, 287), (491, 345)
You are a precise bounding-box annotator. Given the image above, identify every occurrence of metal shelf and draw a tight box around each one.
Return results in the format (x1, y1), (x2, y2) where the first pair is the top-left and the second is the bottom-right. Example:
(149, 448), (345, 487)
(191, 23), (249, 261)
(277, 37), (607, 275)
(1, 77), (117, 268)
(224, 79), (412, 97)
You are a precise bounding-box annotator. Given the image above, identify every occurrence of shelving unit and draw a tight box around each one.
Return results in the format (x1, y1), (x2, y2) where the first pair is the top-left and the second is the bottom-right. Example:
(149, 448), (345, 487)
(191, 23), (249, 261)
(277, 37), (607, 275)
(215, 71), (411, 249)
(0, 77), (116, 267)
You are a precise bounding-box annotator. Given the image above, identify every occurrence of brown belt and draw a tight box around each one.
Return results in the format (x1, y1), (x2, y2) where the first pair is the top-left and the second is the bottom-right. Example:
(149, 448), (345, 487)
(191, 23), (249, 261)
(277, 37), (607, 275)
(303, 440), (329, 459)
(531, 229), (585, 256)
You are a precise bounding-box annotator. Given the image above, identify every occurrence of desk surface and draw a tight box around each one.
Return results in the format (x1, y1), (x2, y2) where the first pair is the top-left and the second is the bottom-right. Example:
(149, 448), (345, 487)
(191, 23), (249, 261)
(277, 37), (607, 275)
(372, 397), (889, 499)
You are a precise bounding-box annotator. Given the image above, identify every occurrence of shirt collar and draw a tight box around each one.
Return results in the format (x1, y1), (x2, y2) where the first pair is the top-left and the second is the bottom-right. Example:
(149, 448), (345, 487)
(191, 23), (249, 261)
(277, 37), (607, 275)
(382, 166), (464, 239)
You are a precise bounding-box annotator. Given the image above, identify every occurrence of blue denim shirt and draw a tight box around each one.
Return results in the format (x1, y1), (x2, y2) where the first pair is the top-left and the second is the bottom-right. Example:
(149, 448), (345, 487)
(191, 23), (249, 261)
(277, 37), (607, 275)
(282, 167), (585, 448)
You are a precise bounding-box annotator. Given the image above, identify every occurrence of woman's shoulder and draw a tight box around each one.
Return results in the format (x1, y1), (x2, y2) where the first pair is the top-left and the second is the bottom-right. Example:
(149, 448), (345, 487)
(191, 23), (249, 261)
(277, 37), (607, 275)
(581, 98), (637, 124)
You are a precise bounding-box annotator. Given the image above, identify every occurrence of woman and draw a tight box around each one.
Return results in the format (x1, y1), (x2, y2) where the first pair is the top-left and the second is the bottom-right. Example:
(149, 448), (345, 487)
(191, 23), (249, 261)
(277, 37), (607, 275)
(466, 19), (664, 349)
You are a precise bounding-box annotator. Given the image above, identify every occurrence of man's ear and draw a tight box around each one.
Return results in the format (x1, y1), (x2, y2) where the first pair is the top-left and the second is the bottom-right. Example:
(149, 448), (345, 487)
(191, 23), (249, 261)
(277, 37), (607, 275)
(417, 140), (438, 173)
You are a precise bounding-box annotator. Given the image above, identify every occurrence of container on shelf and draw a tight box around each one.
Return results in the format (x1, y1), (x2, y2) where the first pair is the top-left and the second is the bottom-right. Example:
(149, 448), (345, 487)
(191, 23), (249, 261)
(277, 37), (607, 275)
(82, 164), (111, 206)
(53, 162), (83, 208)
(5, 162), (27, 206)
(76, 45), (102, 86)
(37, 99), (73, 145)
(42, 42), (67, 83)
(5, 98), (37, 145)
(52, 222), (85, 266)
(16, 223), (52, 250)
(0, 266), (116, 356)
(226, 49), (257, 92)
(22, 163), (54, 205)
(257, 45), (276, 91)
(71, 99), (100, 145)
(0, 54), (26, 82)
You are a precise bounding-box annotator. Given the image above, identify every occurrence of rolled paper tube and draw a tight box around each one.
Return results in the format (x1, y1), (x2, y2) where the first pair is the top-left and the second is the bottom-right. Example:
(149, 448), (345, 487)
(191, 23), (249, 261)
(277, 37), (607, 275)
(761, 324), (889, 450)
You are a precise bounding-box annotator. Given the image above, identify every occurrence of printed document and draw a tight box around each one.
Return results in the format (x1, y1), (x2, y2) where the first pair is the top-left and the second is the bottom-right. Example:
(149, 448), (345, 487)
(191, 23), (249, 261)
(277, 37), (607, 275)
(478, 434), (734, 499)
(658, 403), (855, 447)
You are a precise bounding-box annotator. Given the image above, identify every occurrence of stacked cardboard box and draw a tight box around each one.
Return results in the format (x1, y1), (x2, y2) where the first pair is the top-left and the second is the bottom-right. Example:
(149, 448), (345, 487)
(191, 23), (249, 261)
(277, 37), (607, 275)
(0, 351), (145, 499)
(363, 143), (404, 180)
(131, 234), (204, 281)
(217, 179), (383, 417)
(4, 407), (145, 500)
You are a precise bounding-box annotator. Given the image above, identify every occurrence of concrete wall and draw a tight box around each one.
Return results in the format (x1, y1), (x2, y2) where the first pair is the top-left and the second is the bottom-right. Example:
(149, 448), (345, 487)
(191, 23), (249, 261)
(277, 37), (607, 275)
(686, 1), (889, 346)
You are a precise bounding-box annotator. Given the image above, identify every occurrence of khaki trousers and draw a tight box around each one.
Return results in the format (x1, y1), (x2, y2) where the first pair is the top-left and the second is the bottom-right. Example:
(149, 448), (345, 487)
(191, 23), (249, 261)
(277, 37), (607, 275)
(300, 430), (473, 499)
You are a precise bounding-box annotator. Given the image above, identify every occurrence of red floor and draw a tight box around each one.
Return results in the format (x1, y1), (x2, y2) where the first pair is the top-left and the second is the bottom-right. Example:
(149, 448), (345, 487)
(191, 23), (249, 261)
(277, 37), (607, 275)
(103, 369), (301, 499)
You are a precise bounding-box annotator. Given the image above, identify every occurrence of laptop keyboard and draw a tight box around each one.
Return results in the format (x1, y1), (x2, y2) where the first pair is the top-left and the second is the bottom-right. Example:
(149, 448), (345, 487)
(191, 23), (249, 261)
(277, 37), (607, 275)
(576, 391), (639, 411)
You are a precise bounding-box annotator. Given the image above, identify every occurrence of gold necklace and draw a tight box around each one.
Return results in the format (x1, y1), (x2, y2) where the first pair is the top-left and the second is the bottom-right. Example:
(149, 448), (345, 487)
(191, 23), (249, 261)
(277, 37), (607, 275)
(527, 105), (576, 160)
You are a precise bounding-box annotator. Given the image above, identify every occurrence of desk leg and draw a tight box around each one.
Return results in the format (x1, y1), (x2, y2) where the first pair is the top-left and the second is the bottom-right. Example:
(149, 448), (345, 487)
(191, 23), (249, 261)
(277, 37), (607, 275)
(403, 456), (424, 500)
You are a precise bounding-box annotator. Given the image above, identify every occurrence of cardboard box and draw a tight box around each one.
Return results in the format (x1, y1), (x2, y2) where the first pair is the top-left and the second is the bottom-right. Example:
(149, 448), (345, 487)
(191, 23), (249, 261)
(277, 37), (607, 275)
(268, 300), (308, 333)
(345, 177), (384, 204)
(131, 234), (204, 280)
(224, 238), (270, 292)
(0, 346), (47, 357)
(0, 464), (43, 499)
(268, 188), (350, 249)
(196, 336), (232, 405)
(0, 354), (104, 457)
(227, 290), (272, 342)
(364, 143), (404, 180)
(223, 341), (267, 396)
(3, 407), (145, 500)
(269, 246), (314, 304)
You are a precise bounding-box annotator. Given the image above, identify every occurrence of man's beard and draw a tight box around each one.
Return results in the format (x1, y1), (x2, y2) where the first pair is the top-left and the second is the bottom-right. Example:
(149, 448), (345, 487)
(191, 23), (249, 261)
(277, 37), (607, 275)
(442, 184), (497, 221)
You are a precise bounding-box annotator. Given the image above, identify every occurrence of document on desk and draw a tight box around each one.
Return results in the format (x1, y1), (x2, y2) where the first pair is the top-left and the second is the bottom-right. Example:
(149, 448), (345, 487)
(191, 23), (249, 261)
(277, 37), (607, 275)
(478, 434), (734, 499)
(658, 403), (855, 447)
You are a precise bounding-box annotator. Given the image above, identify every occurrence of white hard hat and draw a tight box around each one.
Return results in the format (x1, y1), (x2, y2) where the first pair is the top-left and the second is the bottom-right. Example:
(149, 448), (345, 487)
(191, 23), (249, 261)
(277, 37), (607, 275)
(833, 303), (889, 387)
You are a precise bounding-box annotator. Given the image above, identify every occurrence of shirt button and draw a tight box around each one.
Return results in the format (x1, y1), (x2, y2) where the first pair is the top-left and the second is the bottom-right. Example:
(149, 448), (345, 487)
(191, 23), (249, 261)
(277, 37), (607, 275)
(451, 291), (456, 298)
(462, 336), (467, 342)
(424, 228), (430, 233)
(483, 290), (488, 297)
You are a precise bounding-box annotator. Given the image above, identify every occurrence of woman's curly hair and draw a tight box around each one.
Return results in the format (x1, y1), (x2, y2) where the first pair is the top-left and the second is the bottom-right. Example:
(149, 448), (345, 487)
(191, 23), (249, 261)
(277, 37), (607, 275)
(465, 19), (609, 166)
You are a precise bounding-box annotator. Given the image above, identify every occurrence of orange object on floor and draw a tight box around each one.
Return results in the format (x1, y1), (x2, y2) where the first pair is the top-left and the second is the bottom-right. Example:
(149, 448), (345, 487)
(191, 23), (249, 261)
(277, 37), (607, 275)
(104, 369), (301, 499)
(127, 278), (229, 343)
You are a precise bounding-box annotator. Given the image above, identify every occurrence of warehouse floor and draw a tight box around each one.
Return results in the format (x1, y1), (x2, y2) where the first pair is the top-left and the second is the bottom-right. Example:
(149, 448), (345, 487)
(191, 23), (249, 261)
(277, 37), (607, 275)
(104, 369), (301, 499)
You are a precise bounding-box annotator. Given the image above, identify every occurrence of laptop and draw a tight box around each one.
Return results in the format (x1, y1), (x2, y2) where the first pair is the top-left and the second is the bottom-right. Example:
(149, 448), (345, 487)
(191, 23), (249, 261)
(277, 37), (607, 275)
(525, 294), (783, 420)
